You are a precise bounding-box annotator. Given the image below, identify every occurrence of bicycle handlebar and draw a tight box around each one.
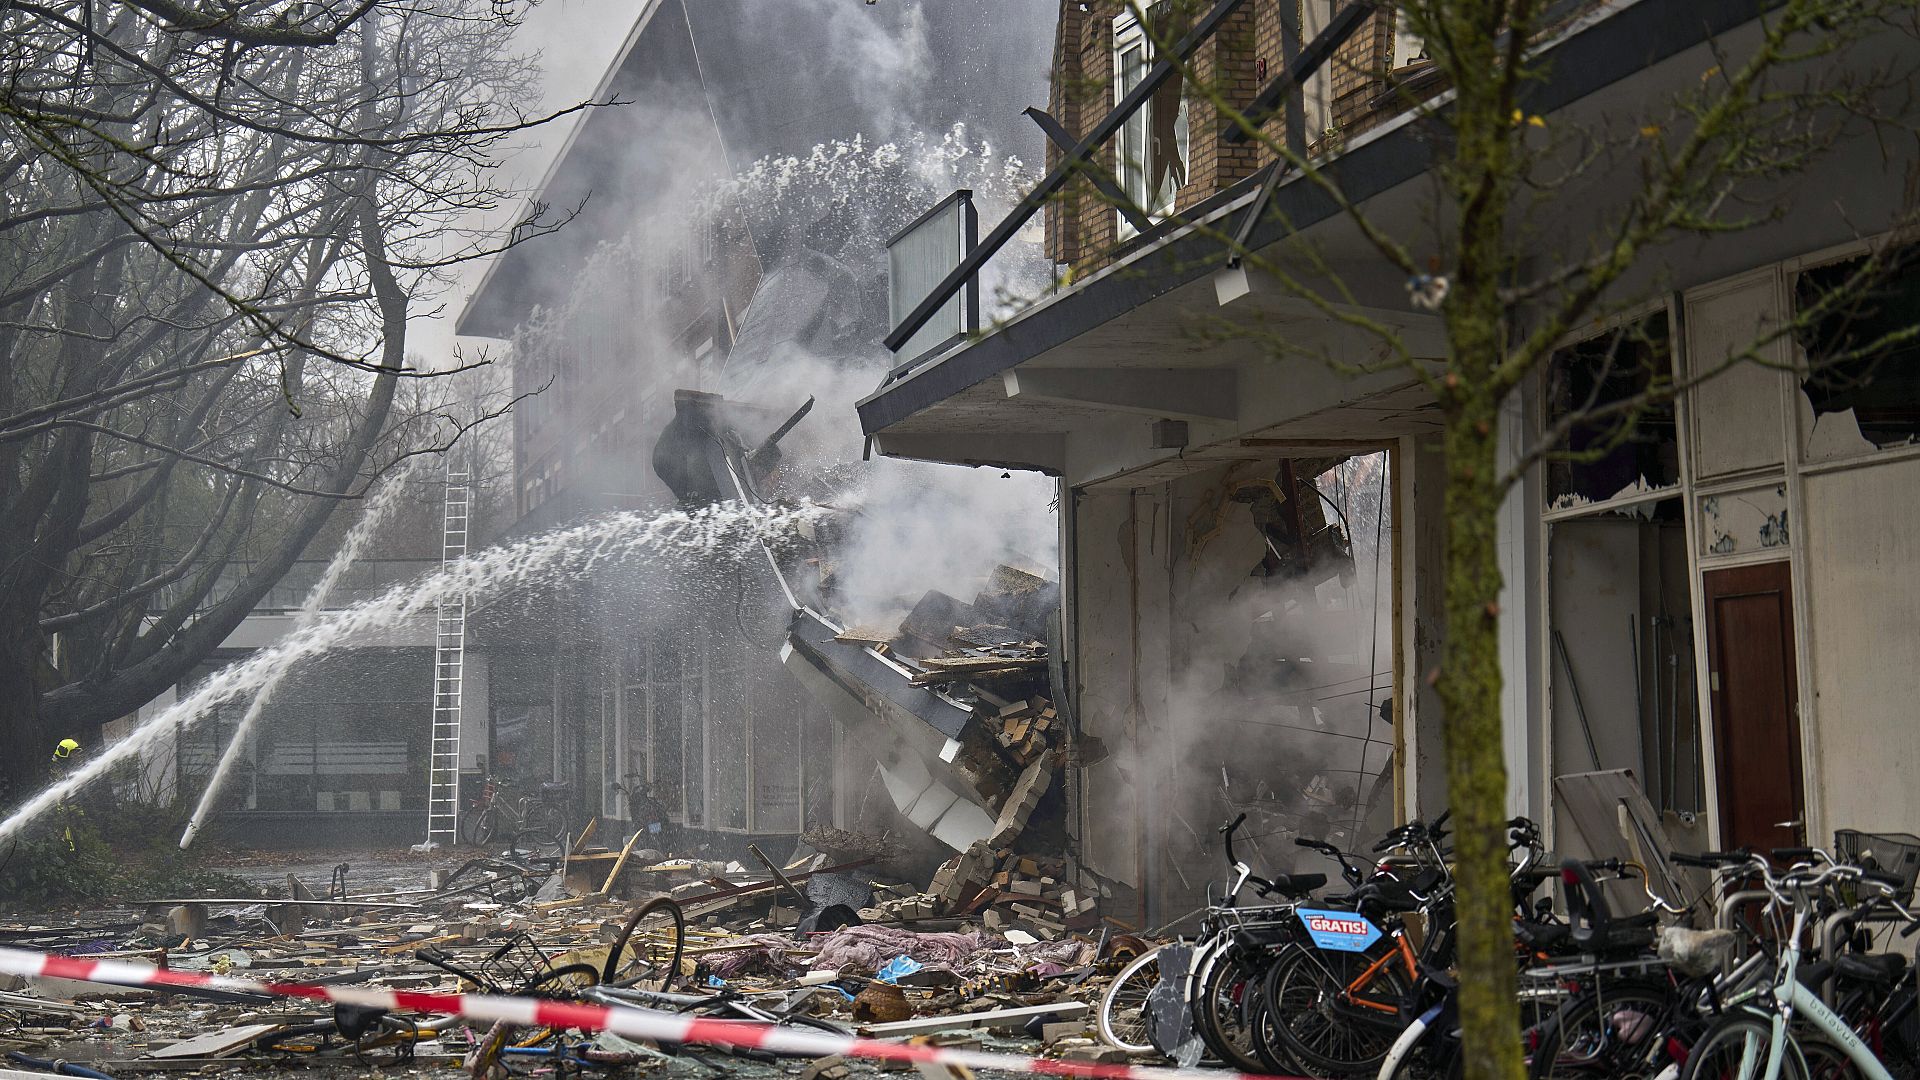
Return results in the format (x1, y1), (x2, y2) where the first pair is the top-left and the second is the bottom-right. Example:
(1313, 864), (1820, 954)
(1220, 813), (1248, 869)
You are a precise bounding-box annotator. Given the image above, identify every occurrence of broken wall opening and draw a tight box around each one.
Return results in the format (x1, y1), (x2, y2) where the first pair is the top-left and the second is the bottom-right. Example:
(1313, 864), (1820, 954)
(1795, 245), (1920, 457)
(1147, 451), (1398, 919)
(1544, 311), (1679, 510)
(1546, 498), (1705, 844)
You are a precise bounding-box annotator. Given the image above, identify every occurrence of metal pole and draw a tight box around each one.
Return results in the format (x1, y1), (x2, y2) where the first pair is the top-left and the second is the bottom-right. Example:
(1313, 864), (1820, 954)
(1551, 629), (1603, 770)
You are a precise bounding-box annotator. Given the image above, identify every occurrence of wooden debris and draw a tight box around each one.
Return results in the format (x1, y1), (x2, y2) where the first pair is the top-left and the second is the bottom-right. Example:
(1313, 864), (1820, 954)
(862, 1001), (1088, 1037)
(147, 1023), (285, 1059)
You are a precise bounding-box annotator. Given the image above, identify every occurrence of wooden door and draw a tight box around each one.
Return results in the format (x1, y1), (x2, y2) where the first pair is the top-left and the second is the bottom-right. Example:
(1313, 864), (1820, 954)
(1703, 561), (1805, 851)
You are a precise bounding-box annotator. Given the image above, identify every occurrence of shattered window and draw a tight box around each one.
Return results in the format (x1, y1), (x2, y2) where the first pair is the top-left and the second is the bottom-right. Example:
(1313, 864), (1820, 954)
(1113, 3), (1189, 227)
(1544, 311), (1678, 509)
(1794, 247), (1920, 452)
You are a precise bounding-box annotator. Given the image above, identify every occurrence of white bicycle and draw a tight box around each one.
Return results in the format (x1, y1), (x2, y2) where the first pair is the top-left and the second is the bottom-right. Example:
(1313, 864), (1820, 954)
(1678, 849), (1918, 1080)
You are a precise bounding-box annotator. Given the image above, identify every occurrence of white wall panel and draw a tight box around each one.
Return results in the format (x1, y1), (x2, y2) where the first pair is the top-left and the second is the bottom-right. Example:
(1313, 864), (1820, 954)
(1800, 455), (1920, 834)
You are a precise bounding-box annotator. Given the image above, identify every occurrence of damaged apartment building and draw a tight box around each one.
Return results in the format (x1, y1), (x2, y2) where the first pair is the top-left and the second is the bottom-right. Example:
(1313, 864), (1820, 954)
(453, 1), (1059, 855)
(859, 0), (1920, 924)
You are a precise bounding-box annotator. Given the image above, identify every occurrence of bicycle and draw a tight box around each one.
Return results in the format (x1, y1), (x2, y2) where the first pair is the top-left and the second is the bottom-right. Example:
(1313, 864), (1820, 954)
(1256, 813), (1459, 1077)
(1094, 813), (1335, 1063)
(415, 932), (602, 997)
(460, 775), (569, 850)
(601, 895), (688, 991)
(1377, 818), (1569, 1080)
(1100, 944), (1166, 1053)
(1678, 848), (1920, 1080)
(1187, 813), (1340, 1071)
(1520, 856), (1719, 1080)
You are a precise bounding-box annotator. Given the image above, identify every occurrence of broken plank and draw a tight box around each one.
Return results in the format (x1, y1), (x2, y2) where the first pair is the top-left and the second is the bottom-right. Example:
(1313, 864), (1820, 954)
(566, 817), (599, 856)
(747, 842), (808, 907)
(599, 829), (647, 895)
(666, 858), (875, 907)
(862, 1001), (1088, 1037)
(147, 1023), (285, 1059)
(0, 989), (91, 1015)
(917, 655), (1046, 672)
(909, 667), (1039, 687)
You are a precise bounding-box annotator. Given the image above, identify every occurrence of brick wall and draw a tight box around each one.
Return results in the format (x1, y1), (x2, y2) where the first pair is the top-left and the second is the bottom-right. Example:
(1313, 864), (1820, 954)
(1327, 8), (1398, 140)
(1044, 0), (1406, 278)
(1044, 0), (1086, 266)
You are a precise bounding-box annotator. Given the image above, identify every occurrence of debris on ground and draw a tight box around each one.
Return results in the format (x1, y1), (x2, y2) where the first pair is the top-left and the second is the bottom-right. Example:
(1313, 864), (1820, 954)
(0, 829), (1156, 1080)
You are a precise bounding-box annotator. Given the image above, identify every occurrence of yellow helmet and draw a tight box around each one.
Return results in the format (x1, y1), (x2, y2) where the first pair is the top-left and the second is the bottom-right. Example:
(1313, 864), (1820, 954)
(53, 738), (80, 759)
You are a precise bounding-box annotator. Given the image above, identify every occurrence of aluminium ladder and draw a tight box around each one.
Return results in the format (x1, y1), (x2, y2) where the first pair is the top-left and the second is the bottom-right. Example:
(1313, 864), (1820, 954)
(424, 469), (471, 848)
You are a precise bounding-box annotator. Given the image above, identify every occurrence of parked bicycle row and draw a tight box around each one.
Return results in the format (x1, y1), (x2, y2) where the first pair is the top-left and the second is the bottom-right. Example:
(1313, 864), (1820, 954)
(1100, 812), (1920, 1080)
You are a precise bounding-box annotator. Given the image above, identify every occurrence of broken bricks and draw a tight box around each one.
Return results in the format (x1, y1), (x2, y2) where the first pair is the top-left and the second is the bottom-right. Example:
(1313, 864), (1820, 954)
(803, 1054), (853, 1080)
(990, 749), (1052, 848)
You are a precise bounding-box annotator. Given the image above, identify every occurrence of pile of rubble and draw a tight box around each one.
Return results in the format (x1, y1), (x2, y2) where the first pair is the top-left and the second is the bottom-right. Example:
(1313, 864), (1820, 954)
(0, 833), (1157, 1079)
(817, 565), (1123, 941)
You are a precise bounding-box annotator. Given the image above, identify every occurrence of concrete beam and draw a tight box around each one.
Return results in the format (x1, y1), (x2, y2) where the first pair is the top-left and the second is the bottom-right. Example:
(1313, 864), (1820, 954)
(871, 431), (1067, 474)
(1003, 367), (1239, 422)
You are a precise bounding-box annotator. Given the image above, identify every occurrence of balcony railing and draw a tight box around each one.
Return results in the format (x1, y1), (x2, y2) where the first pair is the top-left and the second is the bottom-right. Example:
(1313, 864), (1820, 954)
(879, 0), (1598, 379)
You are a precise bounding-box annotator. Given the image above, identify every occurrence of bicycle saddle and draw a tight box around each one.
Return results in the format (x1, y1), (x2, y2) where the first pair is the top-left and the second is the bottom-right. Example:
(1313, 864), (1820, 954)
(1836, 952), (1908, 985)
(1266, 872), (1327, 898)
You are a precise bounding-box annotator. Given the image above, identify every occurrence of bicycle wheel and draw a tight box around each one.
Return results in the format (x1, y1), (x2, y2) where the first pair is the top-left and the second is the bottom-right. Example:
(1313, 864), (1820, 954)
(1526, 979), (1674, 1080)
(1681, 1006), (1810, 1080)
(524, 963), (601, 998)
(604, 896), (686, 991)
(1194, 944), (1272, 1073)
(1797, 1032), (1864, 1080)
(463, 805), (496, 848)
(1247, 947), (1308, 1074)
(1265, 945), (1410, 1077)
(1099, 946), (1162, 1053)
(521, 802), (566, 849)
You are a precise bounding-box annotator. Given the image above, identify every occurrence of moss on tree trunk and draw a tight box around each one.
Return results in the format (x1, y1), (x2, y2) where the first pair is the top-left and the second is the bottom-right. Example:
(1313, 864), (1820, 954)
(1437, 412), (1525, 1080)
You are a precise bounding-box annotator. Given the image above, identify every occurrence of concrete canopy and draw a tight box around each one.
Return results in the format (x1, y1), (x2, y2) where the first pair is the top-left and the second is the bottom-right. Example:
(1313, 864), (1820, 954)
(857, 0), (1920, 489)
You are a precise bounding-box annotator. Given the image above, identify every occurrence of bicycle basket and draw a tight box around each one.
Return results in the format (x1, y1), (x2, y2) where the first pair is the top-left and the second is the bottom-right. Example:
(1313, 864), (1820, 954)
(1835, 829), (1920, 902)
(478, 932), (552, 993)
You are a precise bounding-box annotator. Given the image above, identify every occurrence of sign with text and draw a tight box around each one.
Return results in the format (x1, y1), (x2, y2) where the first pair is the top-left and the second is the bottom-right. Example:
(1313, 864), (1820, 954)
(1296, 908), (1383, 953)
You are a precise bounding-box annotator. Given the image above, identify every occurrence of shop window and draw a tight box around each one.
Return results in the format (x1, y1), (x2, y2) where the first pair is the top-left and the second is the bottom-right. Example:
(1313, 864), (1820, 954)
(1794, 248), (1920, 452)
(1544, 311), (1679, 509)
(1113, 4), (1189, 230)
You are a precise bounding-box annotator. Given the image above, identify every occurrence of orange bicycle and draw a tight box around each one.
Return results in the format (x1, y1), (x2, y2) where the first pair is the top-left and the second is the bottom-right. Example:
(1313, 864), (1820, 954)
(1260, 815), (1456, 1076)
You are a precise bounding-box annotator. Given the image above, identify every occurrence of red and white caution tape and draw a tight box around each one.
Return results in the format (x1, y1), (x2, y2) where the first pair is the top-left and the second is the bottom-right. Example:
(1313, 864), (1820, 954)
(0, 947), (1297, 1080)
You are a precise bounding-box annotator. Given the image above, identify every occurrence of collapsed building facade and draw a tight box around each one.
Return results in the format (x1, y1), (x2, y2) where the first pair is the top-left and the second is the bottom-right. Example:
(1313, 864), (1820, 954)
(857, 0), (1920, 925)
(453, 0), (1060, 855)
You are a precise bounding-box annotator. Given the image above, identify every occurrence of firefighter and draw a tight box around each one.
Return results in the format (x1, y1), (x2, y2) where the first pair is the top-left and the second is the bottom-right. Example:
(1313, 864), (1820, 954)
(50, 738), (82, 852)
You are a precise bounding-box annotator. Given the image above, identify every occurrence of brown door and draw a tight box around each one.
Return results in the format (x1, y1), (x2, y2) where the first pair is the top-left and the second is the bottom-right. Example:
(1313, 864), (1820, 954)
(1703, 561), (1805, 852)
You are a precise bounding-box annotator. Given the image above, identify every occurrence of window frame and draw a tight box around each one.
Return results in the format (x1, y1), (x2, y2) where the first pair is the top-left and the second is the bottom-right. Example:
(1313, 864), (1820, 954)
(1112, 6), (1188, 236)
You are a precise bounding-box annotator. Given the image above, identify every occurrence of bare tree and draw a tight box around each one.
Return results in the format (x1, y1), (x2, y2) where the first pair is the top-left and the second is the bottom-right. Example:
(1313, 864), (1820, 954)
(0, 0), (576, 795)
(1056, 4), (1920, 1080)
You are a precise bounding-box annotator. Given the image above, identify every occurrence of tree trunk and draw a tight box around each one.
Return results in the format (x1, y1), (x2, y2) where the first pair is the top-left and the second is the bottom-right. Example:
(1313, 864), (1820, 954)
(0, 622), (48, 799)
(1438, 413), (1525, 1080)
